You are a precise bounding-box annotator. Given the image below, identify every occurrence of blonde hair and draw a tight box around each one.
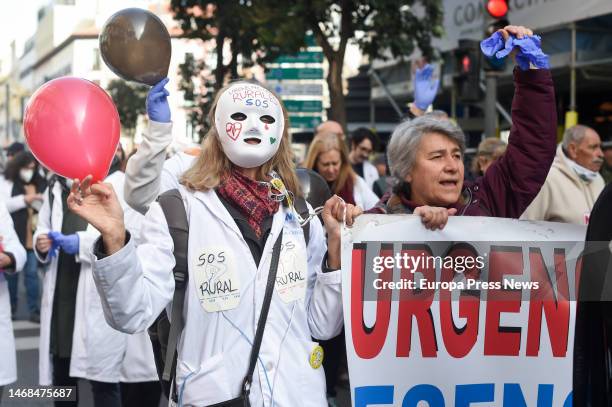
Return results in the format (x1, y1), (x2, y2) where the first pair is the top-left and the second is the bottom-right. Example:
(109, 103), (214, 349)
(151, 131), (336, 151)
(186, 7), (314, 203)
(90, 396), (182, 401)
(181, 81), (300, 196)
(304, 132), (355, 195)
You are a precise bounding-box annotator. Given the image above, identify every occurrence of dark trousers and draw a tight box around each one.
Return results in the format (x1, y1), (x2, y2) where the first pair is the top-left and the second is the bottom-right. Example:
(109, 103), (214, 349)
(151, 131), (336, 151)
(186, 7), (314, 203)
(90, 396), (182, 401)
(319, 328), (347, 398)
(52, 357), (78, 407)
(52, 356), (121, 407)
(6, 250), (40, 315)
(90, 381), (121, 407)
(121, 381), (162, 407)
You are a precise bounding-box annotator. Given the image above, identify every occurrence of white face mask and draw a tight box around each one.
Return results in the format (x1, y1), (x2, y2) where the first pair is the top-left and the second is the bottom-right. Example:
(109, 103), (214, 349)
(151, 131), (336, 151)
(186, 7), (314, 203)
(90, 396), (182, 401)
(564, 152), (600, 183)
(214, 83), (284, 168)
(20, 169), (34, 183)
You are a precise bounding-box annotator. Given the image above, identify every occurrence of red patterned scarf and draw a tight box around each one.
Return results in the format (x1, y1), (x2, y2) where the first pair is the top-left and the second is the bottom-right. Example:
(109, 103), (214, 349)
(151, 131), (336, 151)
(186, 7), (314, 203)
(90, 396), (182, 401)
(217, 169), (280, 238)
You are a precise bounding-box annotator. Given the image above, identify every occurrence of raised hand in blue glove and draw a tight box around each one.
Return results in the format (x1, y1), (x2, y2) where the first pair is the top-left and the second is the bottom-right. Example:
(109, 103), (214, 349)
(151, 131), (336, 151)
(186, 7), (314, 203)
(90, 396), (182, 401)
(48, 231), (79, 255)
(146, 77), (171, 123)
(481, 25), (549, 71)
(480, 31), (505, 56)
(414, 64), (440, 111)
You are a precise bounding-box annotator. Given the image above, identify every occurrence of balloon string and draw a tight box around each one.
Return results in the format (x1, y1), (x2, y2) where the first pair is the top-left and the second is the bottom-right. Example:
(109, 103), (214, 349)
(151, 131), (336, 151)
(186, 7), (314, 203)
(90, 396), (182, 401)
(294, 206), (324, 227)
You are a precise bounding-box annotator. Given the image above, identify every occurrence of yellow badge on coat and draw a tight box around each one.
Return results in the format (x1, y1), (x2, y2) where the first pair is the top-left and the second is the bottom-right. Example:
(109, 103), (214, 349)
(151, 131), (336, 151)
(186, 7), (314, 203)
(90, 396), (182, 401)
(309, 345), (324, 369)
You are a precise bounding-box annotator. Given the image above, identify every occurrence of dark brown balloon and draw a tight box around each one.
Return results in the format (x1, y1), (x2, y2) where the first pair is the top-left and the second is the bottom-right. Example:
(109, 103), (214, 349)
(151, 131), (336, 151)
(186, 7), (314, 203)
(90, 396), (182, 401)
(99, 8), (171, 86)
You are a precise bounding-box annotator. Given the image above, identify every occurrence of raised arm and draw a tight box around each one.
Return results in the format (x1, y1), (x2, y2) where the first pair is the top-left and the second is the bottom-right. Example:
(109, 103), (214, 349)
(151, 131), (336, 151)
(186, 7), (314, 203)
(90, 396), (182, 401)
(124, 78), (172, 215)
(479, 26), (557, 218)
(68, 177), (174, 333)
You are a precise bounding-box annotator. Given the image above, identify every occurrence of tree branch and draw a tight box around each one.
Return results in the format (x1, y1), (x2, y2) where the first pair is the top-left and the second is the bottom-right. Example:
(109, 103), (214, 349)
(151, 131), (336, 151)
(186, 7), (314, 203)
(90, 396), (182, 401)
(306, 9), (335, 61)
(338, 0), (354, 60)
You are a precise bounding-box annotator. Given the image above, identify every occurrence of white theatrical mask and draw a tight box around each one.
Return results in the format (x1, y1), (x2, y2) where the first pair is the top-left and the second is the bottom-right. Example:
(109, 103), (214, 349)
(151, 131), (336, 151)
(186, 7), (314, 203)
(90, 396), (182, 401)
(214, 83), (285, 168)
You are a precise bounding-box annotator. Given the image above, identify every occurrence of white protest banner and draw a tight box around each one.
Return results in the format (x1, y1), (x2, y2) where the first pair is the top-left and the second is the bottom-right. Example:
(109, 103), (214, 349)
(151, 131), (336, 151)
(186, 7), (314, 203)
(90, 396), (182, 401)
(341, 215), (586, 407)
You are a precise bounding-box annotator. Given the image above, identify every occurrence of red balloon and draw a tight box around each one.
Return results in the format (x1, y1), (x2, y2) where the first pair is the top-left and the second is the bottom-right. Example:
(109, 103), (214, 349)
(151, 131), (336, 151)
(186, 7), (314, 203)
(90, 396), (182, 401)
(24, 77), (120, 182)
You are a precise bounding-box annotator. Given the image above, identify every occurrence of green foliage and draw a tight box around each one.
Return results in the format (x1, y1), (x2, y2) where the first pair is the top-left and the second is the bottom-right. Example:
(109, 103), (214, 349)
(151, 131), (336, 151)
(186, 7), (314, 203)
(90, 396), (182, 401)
(254, 0), (444, 62)
(178, 53), (214, 142)
(106, 80), (148, 137)
(169, 0), (444, 125)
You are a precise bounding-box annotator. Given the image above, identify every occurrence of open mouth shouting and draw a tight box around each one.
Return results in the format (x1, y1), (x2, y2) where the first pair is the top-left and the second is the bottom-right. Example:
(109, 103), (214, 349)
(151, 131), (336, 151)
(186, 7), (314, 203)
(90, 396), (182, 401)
(439, 179), (459, 189)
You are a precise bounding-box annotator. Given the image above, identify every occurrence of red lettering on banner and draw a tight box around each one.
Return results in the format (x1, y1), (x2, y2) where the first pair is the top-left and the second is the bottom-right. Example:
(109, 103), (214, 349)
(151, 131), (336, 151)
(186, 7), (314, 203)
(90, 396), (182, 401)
(526, 248), (570, 357)
(439, 244), (480, 358)
(351, 244), (392, 359)
(484, 246), (523, 356)
(396, 245), (438, 357)
(575, 255), (582, 295)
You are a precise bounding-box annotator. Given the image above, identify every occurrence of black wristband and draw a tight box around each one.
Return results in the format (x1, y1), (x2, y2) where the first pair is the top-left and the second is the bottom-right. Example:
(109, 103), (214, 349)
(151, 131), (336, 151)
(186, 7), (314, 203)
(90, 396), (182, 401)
(93, 231), (131, 259)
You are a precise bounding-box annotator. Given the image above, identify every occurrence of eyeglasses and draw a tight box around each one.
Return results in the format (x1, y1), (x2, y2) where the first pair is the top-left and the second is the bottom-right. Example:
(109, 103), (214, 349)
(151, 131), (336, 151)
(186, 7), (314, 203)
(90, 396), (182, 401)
(357, 145), (373, 155)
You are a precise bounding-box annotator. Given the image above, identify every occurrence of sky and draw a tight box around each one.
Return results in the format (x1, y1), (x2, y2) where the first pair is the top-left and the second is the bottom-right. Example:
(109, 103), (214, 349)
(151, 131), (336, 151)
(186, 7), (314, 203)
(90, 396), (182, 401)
(0, 0), (49, 64)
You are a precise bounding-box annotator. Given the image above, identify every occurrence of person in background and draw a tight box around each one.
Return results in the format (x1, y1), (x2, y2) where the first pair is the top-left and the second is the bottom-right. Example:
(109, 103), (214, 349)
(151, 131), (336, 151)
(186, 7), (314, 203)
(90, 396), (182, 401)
(347, 128), (379, 189)
(372, 153), (396, 198)
(521, 124), (605, 224)
(34, 173), (124, 406)
(0, 151), (46, 321)
(5, 142), (25, 164)
(315, 120), (344, 139)
(0, 201), (27, 400)
(305, 132), (379, 210)
(304, 132), (377, 407)
(472, 137), (507, 177)
(407, 63), (440, 119)
(600, 138), (612, 184)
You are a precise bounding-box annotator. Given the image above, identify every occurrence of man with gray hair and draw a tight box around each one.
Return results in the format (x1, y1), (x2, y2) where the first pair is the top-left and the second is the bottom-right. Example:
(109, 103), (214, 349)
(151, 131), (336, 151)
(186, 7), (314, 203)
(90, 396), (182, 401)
(521, 124), (605, 224)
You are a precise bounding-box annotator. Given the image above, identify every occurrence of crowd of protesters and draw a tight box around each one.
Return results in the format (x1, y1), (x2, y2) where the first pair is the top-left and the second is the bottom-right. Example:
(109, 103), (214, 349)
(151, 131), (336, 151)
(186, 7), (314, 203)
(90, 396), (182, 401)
(0, 23), (610, 407)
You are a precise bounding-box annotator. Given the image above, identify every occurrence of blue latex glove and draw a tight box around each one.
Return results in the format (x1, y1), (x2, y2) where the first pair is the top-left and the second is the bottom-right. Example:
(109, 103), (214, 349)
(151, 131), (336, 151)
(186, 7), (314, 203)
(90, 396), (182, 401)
(48, 231), (79, 255)
(146, 78), (171, 123)
(48, 237), (60, 259)
(480, 31), (505, 56)
(481, 33), (549, 71)
(413, 64), (440, 110)
(512, 36), (550, 70)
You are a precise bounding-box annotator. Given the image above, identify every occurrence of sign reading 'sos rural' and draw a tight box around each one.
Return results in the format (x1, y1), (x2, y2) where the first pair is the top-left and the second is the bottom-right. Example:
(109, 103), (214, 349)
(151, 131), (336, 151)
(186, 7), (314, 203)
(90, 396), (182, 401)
(341, 215), (586, 407)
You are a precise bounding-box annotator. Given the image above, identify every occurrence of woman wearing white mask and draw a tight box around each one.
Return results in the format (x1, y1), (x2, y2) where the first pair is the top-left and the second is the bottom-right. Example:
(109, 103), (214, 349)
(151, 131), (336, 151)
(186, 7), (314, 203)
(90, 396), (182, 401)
(0, 151), (46, 322)
(0, 200), (27, 399)
(68, 82), (360, 407)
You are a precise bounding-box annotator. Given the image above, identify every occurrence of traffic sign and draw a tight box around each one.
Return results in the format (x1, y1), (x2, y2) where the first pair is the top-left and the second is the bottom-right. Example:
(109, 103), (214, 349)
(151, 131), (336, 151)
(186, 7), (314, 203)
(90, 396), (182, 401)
(266, 68), (323, 80)
(275, 51), (323, 64)
(269, 82), (323, 96)
(283, 100), (323, 113)
(289, 115), (323, 129)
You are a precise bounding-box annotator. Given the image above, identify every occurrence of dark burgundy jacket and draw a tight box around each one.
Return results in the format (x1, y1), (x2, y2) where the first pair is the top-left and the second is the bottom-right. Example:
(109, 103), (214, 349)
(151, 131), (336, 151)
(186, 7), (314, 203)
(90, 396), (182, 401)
(372, 67), (557, 218)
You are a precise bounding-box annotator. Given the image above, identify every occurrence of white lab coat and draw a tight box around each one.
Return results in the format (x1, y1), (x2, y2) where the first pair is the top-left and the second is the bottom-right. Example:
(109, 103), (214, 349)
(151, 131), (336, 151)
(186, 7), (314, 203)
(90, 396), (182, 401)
(104, 171), (158, 383)
(0, 201), (26, 385)
(92, 186), (343, 407)
(353, 175), (379, 211)
(0, 176), (28, 213)
(34, 180), (126, 385)
(361, 160), (379, 190)
(124, 121), (195, 215)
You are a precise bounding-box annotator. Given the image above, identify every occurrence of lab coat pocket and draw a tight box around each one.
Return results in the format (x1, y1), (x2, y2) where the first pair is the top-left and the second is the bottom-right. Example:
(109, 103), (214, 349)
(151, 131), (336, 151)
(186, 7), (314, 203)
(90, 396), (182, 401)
(299, 340), (327, 407)
(177, 353), (233, 406)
